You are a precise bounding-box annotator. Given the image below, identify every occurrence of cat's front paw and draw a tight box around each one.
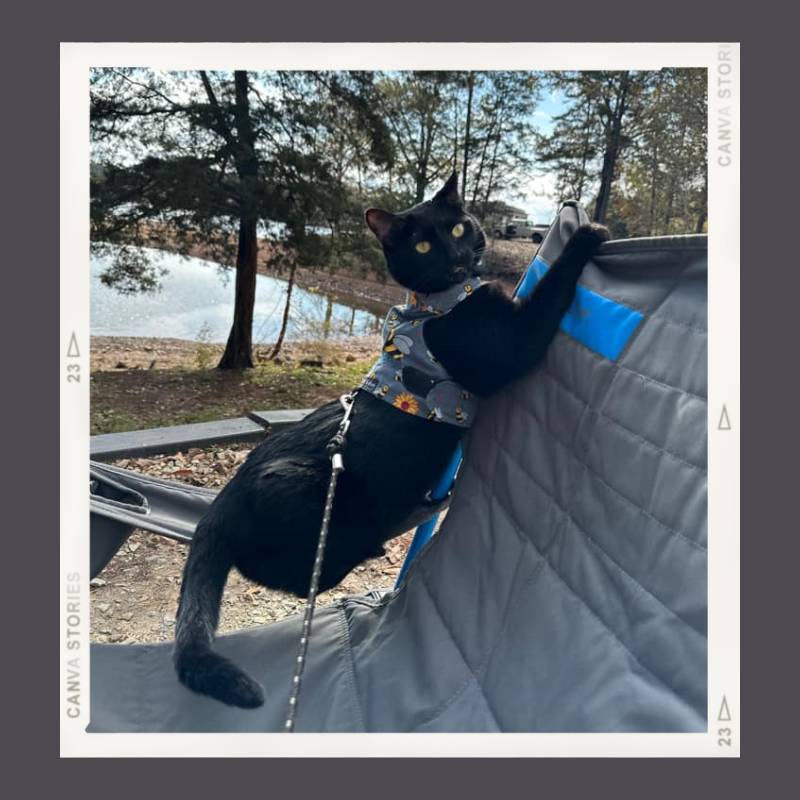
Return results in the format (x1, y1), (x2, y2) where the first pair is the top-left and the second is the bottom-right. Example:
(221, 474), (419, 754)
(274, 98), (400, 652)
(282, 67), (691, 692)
(570, 223), (610, 253)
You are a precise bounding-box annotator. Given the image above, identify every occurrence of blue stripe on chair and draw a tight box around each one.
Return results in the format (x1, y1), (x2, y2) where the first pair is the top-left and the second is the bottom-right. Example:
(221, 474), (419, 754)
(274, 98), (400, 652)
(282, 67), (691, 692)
(517, 256), (644, 361)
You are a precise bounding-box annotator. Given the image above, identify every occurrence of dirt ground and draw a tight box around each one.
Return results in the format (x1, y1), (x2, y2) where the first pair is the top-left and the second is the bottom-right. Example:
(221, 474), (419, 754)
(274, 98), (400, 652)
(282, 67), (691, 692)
(90, 336), (381, 434)
(91, 443), (423, 644)
(90, 334), (382, 372)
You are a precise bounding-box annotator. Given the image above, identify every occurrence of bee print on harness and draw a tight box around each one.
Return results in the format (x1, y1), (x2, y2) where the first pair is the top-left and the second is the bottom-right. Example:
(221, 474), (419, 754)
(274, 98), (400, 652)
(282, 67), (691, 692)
(383, 328), (413, 360)
(401, 367), (476, 424)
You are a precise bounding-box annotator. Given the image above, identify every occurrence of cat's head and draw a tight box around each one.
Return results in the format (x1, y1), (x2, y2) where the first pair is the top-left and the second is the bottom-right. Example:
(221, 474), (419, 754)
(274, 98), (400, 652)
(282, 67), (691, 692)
(365, 173), (487, 294)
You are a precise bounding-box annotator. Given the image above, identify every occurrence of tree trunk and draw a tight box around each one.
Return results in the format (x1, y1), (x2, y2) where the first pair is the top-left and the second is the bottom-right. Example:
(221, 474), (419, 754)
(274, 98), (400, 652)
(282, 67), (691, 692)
(481, 134), (501, 219)
(664, 177), (676, 231)
(593, 73), (630, 224)
(695, 209), (707, 234)
(461, 72), (474, 199)
(576, 101), (593, 201)
(594, 134), (620, 223)
(649, 141), (659, 236)
(268, 258), (297, 361)
(218, 71), (259, 370)
(664, 125), (687, 232)
(415, 114), (427, 203)
(695, 166), (708, 233)
(415, 103), (437, 203)
(471, 124), (493, 209)
(218, 216), (258, 369)
(452, 90), (459, 174)
(323, 297), (334, 339)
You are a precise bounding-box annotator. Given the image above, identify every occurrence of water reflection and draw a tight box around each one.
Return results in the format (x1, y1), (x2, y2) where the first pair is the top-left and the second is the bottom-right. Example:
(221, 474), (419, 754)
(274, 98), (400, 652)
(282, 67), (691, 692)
(91, 248), (384, 343)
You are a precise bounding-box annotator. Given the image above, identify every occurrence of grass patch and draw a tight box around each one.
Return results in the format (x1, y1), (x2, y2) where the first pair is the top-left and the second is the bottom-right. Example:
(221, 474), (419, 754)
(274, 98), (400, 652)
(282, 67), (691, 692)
(244, 359), (368, 391)
(91, 409), (146, 435)
(90, 357), (374, 435)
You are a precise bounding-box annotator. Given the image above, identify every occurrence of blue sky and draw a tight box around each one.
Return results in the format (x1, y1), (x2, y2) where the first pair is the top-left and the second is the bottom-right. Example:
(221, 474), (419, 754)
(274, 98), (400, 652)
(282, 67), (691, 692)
(514, 87), (567, 224)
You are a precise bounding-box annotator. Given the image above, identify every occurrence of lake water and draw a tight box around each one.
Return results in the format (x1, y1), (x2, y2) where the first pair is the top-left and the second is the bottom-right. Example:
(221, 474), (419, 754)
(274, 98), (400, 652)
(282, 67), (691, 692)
(91, 248), (383, 343)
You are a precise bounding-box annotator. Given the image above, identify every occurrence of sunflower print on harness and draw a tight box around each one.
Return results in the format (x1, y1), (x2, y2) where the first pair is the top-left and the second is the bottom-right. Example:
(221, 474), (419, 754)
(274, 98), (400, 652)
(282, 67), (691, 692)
(393, 393), (419, 415)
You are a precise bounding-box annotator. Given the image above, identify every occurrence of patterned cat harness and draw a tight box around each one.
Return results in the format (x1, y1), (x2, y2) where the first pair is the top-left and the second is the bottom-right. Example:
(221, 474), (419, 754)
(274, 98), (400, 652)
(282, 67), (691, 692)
(360, 276), (481, 428)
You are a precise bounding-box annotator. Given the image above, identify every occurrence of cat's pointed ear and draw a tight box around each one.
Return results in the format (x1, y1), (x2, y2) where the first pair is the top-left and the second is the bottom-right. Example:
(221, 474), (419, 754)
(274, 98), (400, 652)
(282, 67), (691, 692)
(365, 208), (398, 244)
(432, 172), (462, 208)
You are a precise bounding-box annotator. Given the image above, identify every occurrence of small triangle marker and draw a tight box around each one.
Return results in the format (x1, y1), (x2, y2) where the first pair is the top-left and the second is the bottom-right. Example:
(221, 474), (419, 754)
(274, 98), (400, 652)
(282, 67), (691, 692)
(67, 332), (80, 359)
(718, 695), (731, 722)
(718, 404), (731, 431)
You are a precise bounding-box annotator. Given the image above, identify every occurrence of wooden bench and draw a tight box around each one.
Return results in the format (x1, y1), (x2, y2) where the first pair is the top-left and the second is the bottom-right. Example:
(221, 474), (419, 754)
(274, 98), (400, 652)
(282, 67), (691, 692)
(90, 408), (313, 461)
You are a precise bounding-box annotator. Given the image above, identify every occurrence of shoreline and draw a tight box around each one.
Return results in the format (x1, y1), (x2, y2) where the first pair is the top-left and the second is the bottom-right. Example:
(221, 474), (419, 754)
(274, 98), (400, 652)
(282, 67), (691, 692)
(126, 225), (535, 314)
(91, 334), (382, 372)
(139, 234), (406, 314)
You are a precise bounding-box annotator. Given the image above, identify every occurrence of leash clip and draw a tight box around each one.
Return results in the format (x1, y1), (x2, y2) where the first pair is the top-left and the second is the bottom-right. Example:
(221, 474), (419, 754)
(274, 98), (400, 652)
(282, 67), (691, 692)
(325, 391), (357, 461)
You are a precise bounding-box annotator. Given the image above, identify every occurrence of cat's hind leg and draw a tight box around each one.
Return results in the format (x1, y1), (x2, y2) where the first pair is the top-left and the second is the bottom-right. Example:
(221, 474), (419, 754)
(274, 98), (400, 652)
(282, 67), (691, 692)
(227, 456), (335, 596)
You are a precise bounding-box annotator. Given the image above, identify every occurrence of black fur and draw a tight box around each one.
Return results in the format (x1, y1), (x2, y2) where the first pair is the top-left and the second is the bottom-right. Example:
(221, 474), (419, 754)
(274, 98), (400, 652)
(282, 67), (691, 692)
(175, 174), (608, 708)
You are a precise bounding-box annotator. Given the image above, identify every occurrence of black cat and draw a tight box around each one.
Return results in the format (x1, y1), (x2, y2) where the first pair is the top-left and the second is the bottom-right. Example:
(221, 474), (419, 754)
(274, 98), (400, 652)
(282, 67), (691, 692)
(174, 174), (608, 708)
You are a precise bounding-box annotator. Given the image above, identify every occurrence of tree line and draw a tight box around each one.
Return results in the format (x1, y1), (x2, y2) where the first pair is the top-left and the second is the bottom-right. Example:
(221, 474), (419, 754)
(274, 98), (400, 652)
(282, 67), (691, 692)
(90, 68), (706, 368)
(537, 69), (707, 238)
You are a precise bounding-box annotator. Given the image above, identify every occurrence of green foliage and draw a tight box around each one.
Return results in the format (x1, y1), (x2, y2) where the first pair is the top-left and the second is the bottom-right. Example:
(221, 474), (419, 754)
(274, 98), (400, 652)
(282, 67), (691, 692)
(90, 69), (395, 292)
(610, 69), (707, 236)
(91, 67), (707, 279)
(536, 69), (706, 233)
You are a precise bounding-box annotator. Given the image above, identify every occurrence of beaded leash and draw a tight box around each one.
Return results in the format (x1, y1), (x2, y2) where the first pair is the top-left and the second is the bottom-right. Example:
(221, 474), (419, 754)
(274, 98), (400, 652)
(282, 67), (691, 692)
(284, 391), (356, 732)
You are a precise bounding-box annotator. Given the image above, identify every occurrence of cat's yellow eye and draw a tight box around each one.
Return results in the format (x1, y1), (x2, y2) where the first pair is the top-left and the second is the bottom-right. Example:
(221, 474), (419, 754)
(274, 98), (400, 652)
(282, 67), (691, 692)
(451, 223), (465, 238)
(415, 241), (431, 254)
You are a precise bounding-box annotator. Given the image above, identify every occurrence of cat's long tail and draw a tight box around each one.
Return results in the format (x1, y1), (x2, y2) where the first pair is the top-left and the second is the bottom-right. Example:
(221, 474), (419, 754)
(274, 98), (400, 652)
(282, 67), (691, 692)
(174, 516), (265, 708)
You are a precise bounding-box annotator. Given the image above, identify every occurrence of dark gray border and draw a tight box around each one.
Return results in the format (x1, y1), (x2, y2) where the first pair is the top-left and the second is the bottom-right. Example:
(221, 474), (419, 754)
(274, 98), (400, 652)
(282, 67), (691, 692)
(7, 0), (787, 793)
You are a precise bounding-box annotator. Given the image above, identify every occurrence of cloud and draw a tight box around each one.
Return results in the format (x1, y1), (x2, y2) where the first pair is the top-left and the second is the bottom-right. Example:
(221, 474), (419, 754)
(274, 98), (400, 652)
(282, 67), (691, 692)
(511, 171), (561, 224)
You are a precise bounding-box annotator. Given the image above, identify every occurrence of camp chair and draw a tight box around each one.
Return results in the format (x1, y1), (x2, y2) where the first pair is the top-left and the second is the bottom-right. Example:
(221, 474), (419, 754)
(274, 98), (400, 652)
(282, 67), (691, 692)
(89, 203), (708, 732)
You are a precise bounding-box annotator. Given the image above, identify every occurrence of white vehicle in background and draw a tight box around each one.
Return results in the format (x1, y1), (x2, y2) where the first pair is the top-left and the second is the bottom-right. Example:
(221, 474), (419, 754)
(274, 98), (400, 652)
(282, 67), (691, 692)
(492, 217), (550, 244)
